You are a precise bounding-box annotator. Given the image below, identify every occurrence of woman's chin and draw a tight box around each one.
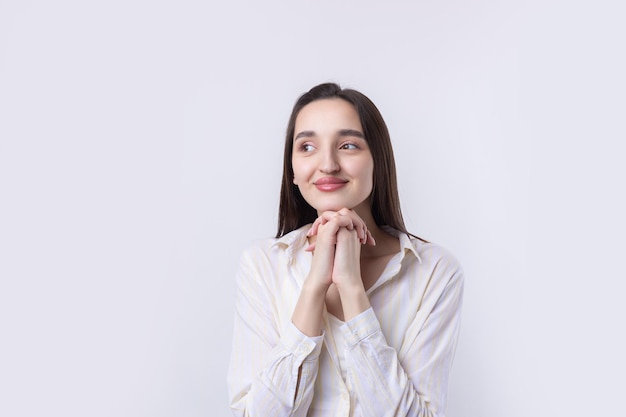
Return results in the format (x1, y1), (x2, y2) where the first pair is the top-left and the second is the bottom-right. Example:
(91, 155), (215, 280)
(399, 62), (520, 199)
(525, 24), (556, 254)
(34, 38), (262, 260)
(309, 199), (369, 216)
(314, 204), (354, 214)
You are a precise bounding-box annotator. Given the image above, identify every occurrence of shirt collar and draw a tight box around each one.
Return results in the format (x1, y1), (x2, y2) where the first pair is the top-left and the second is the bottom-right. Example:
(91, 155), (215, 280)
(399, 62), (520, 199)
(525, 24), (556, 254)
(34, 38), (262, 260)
(272, 224), (311, 265)
(381, 226), (422, 264)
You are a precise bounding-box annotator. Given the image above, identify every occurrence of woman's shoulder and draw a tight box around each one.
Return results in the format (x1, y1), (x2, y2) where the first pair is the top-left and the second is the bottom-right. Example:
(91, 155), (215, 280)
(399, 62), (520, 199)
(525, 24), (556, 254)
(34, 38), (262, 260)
(240, 236), (278, 254)
(383, 226), (463, 276)
(406, 235), (464, 283)
(235, 226), (310, 287)
(411, 237), (460, 264)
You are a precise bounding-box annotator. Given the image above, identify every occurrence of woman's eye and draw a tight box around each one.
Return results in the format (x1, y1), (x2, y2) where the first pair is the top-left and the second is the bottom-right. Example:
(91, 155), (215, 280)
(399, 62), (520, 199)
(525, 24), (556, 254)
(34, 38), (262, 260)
(340, 143), (358, 150)
(300, 143), (315, 152)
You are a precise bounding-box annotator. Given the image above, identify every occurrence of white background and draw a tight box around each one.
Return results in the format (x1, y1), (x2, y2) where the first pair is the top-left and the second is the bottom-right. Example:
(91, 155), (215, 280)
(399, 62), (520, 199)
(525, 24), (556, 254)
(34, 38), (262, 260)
(1, 1), (625, 416)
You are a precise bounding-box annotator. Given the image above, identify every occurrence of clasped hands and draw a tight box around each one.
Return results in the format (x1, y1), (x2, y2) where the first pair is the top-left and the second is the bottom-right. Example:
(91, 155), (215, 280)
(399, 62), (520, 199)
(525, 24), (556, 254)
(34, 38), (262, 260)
(304, 208), (376, 293)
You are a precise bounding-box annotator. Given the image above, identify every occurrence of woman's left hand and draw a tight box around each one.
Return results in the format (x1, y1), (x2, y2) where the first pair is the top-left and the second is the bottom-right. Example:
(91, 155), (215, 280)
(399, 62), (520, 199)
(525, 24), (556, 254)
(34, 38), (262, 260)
(331, 226), (364, 291)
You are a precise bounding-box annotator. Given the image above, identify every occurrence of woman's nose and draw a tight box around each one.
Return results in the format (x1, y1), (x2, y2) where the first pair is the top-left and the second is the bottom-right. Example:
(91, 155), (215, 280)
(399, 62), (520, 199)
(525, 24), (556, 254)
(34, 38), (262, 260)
(319, 149), (340, 173)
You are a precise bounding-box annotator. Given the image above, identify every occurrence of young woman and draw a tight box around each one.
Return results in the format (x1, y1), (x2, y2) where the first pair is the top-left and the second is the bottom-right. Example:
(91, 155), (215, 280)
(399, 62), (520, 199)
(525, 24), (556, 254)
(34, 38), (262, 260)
(228, 83), (464, 417)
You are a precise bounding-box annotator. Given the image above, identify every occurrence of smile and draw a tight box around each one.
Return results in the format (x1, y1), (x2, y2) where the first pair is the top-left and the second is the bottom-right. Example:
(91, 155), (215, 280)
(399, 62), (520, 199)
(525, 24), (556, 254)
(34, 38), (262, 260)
(314, 177), (348, 192)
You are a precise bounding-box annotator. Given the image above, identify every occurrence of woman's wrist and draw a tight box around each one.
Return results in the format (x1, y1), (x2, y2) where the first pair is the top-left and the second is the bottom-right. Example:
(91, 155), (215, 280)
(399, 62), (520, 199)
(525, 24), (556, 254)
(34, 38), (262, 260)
(337, 283), (370, 321)
(293, 282), (327, 336)
(302, 277), (331, 297)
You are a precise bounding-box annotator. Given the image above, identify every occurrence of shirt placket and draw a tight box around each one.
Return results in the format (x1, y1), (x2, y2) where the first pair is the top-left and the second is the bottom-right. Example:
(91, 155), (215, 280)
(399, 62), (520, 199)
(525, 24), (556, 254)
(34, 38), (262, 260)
(322, 312), (351, 416)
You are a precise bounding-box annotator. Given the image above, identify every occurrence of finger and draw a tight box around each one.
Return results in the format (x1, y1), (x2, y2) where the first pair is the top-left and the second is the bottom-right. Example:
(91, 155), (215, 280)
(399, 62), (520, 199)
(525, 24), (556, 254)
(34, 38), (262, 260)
(327, 214), (355, 231)
(308, 217), (323, 236)
(336, 227), (362, 250)
(338, 207), (351, 216)
(338, 208), (358, 233)
(318, 211), (339, 227)
(360, 224), (367, 244)
(308, 211), (339, 236)
(338, 209), (365, 241)
(333, 209), (373, 245)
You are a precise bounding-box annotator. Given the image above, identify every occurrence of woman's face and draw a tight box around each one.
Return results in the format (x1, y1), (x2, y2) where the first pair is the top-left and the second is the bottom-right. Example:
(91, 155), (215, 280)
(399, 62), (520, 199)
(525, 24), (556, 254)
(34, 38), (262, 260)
(292, 98), (374, 215)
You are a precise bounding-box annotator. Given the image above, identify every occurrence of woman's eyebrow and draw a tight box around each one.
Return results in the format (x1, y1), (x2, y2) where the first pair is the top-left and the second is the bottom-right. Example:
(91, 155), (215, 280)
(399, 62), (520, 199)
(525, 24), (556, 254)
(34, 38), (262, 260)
(338, 129), (364, 138)
(294, 129), (365, 141)
(294, 131), (315, 140)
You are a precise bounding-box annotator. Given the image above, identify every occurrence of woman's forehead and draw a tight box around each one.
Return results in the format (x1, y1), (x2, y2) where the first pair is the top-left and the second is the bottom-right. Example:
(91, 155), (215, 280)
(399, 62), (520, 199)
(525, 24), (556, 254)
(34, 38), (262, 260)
(294, 99), (362, 135)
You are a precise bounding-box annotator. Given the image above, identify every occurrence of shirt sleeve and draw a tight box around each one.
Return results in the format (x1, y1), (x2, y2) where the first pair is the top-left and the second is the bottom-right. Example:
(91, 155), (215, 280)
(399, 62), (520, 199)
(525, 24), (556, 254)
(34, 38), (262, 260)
(341, 258), (464, 417)
(227, 247), (324, 417)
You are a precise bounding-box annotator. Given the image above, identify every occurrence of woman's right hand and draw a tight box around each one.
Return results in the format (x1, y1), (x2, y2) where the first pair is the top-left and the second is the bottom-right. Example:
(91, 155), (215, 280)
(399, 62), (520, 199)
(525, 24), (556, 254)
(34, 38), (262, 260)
(293, 214), (351, 336)
(304, 219), (336, 292)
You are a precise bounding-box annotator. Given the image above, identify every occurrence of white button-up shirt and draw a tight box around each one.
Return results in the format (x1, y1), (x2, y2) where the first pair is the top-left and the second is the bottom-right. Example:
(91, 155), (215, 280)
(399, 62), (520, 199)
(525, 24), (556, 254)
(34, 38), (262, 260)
(228, 225), (464, 417)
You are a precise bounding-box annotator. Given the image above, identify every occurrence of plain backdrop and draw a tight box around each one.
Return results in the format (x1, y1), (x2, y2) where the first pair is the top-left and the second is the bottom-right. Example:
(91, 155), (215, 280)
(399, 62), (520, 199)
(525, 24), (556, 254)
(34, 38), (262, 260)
(1, 1), (625, 416)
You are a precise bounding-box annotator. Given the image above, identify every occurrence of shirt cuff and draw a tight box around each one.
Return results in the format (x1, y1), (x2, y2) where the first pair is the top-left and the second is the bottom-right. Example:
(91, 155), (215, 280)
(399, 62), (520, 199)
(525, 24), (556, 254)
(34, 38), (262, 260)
(341, 307), (381, 347)
(282, 321), (324, 362)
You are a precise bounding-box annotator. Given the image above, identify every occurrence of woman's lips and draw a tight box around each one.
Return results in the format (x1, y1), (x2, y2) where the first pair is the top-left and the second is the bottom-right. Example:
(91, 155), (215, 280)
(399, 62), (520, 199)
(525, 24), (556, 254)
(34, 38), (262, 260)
(314, 177), (348, 192)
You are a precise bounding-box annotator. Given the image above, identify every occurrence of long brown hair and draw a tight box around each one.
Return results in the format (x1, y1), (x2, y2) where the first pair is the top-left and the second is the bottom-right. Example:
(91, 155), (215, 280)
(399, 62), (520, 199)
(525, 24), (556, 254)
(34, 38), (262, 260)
(277, 83), (417, 239)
